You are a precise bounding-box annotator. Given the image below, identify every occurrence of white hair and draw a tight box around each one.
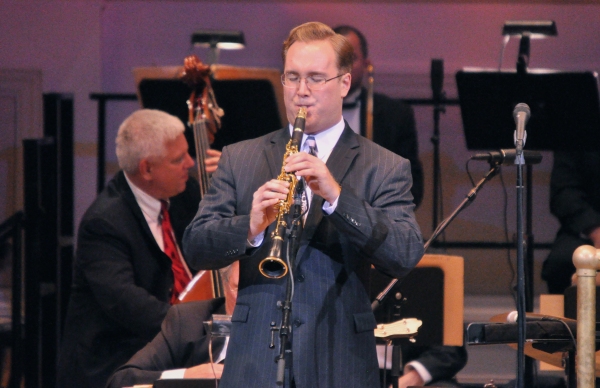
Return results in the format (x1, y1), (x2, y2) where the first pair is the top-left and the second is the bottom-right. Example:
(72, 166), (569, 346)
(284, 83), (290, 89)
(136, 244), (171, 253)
(116, 109), (185, 174)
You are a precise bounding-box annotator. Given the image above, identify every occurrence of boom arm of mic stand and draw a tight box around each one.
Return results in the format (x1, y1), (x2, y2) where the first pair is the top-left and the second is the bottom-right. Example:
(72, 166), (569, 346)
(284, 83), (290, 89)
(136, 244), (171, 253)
(372, 164), (501, 312)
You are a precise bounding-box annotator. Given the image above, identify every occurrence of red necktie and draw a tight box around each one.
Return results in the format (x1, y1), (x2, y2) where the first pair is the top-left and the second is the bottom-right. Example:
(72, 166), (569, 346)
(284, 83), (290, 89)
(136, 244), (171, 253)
(160, 200), (191, 304)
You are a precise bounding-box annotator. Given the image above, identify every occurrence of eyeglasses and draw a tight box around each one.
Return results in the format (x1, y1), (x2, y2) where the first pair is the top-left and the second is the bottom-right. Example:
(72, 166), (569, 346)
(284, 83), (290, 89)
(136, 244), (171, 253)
(281, 73), (345, 91)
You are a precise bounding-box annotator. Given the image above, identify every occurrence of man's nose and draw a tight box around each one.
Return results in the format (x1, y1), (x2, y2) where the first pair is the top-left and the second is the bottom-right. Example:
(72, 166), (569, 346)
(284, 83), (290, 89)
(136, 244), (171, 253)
(296, 78), (310, 95)
(184, 153), (195, 168)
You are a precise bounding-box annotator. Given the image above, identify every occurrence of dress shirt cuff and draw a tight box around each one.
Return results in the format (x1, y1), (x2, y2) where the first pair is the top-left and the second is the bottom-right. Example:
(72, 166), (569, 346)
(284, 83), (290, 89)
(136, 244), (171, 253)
(247, 232), (265, 247)
(160, 368), (186, 379)
(322, 196), (339, 215)
(404, 361), (432, 385)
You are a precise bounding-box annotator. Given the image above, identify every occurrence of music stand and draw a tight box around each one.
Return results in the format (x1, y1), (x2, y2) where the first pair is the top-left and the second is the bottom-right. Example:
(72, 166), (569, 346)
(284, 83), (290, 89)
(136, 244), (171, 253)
(133, 65), (286, 153)
(457, 69), (600, 305)
(457, 69), (600, 151)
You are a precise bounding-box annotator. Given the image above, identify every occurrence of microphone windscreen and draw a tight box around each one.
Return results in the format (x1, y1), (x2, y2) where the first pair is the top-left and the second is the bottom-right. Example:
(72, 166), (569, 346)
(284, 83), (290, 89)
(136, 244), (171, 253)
(513, 103), (531, 122)
(506, 310), (519, 323)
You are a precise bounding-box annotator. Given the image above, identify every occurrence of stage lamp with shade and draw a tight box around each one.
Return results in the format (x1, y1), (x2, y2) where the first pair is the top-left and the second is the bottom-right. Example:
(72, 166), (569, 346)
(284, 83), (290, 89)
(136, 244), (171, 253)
(502, 20), (557, 74)
(191, 29), (245, 65)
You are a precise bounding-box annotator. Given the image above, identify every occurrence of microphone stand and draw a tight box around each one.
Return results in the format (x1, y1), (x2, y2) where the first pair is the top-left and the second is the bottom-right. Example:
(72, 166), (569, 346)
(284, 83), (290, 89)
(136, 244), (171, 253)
(515, 129), (528, 388)
(431, 61), (446, 232)
(372, 163), (500, 309)
(273, 184), (304, 386)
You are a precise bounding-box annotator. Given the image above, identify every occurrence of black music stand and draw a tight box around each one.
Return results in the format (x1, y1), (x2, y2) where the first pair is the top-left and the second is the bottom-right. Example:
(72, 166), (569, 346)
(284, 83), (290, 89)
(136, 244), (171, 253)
(457, 69), (600, 307)
(138, 78), (283, 153)
(457, 69), (600, 151)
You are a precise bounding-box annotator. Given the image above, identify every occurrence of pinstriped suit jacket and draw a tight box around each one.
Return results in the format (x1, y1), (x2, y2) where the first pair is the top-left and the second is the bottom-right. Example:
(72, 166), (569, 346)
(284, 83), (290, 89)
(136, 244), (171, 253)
(183, 124), (423, 388)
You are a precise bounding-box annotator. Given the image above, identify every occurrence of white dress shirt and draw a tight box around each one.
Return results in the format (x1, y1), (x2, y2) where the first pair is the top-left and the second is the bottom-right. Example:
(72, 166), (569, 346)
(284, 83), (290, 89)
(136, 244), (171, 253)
(123, 173), (192, 279)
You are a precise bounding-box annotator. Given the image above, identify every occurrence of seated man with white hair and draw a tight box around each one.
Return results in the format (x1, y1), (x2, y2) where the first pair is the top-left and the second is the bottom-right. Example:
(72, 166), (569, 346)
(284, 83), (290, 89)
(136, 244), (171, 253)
(57, 109), (204, 388)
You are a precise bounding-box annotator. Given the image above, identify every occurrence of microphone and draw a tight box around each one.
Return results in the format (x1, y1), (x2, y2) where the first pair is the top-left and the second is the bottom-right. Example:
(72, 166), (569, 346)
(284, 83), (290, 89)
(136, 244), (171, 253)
(430, 59), (444, 102)
(471, 149), (542, 166)
(513, 103), (531, 149)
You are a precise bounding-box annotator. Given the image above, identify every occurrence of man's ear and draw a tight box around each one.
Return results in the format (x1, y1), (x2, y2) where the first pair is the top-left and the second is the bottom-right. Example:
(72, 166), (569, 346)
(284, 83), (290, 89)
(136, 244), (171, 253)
(340, 72), (351, 98)
(139, 159), (152, 181)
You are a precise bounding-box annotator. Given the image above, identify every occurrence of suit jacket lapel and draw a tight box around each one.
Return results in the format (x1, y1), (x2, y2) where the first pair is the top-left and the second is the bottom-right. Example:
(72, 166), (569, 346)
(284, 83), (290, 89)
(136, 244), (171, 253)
(325, 125), (359, 189)
(265, 128), (291, 179)
(297, 125), (359, 257)
(116, 171), (167, 260)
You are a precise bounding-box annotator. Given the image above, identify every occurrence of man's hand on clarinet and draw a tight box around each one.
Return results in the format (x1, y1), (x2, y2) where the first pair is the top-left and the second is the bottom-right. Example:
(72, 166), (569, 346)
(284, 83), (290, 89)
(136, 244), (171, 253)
(248, 179), (290, 241)
(285, 152), (341, 204)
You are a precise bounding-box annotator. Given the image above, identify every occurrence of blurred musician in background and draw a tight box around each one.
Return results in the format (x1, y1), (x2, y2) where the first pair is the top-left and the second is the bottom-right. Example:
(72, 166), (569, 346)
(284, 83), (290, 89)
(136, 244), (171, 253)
(335, 25), (465, 388)
(57, 109), (202, 388)
(542, 150), (600, 294)
(333, 25), (424, 208)
(107, 263), (239, 388)
(183, 21), (423, 388)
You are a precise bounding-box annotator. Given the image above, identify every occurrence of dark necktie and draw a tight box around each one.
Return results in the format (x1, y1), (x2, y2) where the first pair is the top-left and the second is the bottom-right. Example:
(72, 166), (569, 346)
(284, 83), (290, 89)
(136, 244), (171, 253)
(305, 136), (318, 157)
(301, 136), (318, 217)
(160, 200), (191, 304)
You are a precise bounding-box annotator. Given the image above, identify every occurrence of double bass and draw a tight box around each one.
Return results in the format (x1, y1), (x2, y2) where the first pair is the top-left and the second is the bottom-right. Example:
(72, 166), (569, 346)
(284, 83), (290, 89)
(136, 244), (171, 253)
(177, 55), (225, 303)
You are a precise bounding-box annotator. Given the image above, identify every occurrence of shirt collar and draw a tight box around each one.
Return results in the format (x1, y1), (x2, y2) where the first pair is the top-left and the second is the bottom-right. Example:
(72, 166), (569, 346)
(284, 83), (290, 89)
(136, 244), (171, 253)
(124, 172), (164, 221)
(287, 117), (345, 163)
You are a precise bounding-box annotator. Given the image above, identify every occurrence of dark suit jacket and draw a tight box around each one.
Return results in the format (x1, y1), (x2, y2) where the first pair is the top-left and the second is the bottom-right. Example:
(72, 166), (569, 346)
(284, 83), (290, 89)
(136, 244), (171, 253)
(107, 298), (225, 388)
(183, 125), (424, 388)
(401, 345), (467, 385)
(57, 171), (200, 388)
(542, 151), (600, 294)
(357, 89), (424, 207)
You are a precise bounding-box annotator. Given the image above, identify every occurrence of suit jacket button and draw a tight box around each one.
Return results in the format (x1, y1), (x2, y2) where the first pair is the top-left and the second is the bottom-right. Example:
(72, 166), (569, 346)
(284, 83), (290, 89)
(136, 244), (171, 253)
(297, 274), (305, 282)
(293, 319), (302, 327)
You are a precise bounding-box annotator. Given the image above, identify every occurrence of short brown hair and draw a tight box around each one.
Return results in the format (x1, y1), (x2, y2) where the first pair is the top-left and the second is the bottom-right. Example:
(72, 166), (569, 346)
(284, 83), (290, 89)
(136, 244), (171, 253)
(282, 21), (353, 74)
